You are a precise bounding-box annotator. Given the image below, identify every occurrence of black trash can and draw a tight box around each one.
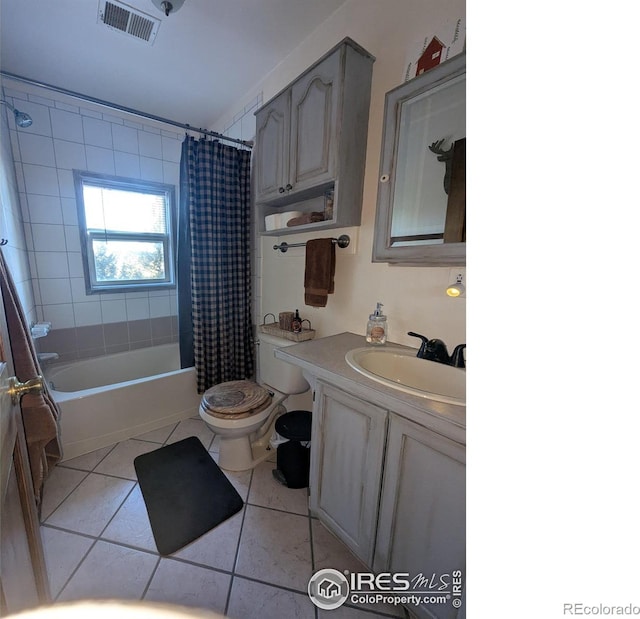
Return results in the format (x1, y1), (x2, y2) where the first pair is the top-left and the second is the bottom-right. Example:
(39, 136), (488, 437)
(272, 410), (312, 489)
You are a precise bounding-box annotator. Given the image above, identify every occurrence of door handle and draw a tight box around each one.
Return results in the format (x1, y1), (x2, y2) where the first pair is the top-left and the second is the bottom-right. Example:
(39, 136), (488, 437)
(8, 375), (44, 405)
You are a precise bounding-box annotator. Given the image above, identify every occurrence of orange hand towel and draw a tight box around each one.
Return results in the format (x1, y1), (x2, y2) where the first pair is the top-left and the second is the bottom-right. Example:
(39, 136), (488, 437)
(304, 238), (335, 307)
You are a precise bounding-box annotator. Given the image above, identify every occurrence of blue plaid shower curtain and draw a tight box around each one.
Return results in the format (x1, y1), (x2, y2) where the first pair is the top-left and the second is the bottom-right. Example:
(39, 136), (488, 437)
(178, 137), (254, 393)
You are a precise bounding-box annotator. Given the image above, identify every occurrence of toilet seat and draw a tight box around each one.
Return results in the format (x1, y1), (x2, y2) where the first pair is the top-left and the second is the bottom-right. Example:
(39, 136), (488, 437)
(201, 380), (272, 420)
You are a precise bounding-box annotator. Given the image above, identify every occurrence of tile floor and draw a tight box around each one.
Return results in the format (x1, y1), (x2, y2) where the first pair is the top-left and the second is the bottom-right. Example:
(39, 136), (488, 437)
(40, 416), (404, 619)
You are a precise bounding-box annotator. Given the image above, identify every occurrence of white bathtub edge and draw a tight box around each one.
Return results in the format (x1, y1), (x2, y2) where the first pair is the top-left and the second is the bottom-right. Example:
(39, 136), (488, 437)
(60, 405), (198, 462)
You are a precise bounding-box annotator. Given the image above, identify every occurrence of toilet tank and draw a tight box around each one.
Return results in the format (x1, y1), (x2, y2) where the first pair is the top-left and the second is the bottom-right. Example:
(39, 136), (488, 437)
(258, 332), (309, 395)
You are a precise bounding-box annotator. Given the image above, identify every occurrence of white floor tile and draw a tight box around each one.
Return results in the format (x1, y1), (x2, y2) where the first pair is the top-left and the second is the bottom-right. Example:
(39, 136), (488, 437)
(94, 439), (159, 480)
(40, 526), (93, 598)
(235, 504), (312, 592)
(144, 558), (231, 612)
(166, 418), (215, 450)
(248, 459), (309, 516)
(44, 473), (135, 536)
(134, 423), (178, 444)
(56, 540), (158, 602)
(227, 576), (315, 619)
(171, 507), (244, 572)
(101, 485), (156, 552)
(60, 445), (116, 472)
(40, 466), (88, 522)
(312, 519), (368, 573)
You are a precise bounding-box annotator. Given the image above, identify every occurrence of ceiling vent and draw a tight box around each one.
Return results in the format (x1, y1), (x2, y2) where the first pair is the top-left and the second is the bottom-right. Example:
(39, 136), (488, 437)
(98, 0), (160, 44)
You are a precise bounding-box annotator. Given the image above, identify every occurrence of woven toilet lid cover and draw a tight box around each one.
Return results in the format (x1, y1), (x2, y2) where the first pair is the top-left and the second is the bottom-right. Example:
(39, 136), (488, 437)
(202, 380), (270, 415)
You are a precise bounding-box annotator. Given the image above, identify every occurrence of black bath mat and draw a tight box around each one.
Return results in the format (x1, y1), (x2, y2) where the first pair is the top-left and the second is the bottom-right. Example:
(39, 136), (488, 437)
(134, 436), (243, 555)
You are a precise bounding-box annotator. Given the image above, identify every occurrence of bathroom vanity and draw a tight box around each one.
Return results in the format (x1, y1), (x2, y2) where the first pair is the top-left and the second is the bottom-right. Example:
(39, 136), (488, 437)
(275, 332), (465, 619)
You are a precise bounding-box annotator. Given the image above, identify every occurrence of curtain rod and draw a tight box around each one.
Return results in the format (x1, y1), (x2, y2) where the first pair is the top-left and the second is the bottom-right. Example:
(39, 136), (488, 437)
(0, 70), (253, 149)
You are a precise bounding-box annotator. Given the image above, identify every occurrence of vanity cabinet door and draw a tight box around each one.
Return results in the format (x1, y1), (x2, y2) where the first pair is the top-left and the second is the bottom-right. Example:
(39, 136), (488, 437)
(310, 381), (387, 566)
(289, 50), (340, 193)
(254, 90), (290, 203)
(374, 414), (466, 619)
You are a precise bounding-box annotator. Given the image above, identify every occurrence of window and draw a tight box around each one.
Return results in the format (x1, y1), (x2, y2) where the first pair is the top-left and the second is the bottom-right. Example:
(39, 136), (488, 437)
(74, 171), (176, 293)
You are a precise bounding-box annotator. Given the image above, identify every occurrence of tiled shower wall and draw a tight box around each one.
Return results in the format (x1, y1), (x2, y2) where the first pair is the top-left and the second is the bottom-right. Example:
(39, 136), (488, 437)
(3, 82), (262, 363)
(4, 82), (182, 362)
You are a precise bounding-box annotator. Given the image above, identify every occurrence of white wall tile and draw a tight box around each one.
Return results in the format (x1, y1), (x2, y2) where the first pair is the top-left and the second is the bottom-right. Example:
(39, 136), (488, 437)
(140, 157), (163, 182)
(80, 108), (101, 120)
(57, 169), (75, 198)
(27, 194), (63, 224)
(67, 252), (85, 278)
(73, 301), (102, 327)
(39, 278), (72, 305)
(101, 299), (127, 323)
(82, 117), (113, 149)
(22, 164), (59, 196)
(161, 136), (181, 163)
(126, 297), (150, 320)
(31, 223), (67, 252)
(18, 133), (56, 167)
(86, 146), (115, 175)
(54, 101), (80, 114)
(51, 108), (84, 143)
(35, 251), (69, 278)
(138, 131), (162, 159)
(43, 303), (75, 329)
(149, 296), (171, 318)
(64, 225), (81, 252)
(23, 224), (34, 251)
(54, 140), (86, 170)
(114, 151), (140, 178)
(162, 162), (179, 188)
(61, 198), (78, 226)
(70, 277), (91, 302)
(112, 125), (139, 154)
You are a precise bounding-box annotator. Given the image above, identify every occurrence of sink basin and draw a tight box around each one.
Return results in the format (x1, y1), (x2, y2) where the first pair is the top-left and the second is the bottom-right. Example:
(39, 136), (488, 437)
(345, 347), (465, 405)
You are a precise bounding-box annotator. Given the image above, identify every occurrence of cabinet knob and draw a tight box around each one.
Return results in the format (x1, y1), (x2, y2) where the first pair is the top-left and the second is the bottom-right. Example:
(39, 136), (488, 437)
(285, 183), (293, 191)
(278, 186), (285, 193)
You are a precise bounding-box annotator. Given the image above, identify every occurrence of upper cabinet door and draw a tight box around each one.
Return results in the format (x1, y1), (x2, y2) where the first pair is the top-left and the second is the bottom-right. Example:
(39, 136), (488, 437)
(254, 91), (290, 203)
(289, 51), (341, 192)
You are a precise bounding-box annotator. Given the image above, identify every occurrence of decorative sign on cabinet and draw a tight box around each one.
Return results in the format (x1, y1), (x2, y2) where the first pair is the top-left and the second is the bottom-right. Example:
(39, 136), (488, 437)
(254, 38), (375, 236)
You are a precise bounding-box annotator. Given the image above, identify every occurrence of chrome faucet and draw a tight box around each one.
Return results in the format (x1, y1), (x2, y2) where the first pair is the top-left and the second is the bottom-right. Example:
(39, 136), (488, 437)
(407, 332), (466, 368)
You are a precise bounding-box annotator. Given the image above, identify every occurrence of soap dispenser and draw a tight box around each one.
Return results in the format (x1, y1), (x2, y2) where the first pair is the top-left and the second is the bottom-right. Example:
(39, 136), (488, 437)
(366, 302), (387, 345)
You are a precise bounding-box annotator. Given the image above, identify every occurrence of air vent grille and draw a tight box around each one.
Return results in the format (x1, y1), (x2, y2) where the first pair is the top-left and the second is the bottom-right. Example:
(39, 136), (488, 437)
(98, 0), (160, 45)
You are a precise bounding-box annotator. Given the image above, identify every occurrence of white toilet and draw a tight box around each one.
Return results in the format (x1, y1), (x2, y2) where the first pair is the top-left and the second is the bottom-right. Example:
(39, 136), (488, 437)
(198, 332), (309, 471)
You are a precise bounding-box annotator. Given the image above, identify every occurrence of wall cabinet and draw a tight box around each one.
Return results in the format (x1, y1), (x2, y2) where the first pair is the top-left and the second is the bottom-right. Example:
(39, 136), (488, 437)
(254, 38), (374, 235)
(309, 381), (466, 619)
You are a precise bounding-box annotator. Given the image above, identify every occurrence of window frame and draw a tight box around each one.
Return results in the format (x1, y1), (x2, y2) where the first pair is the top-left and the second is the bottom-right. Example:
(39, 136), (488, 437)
(73, 170), (177, 294)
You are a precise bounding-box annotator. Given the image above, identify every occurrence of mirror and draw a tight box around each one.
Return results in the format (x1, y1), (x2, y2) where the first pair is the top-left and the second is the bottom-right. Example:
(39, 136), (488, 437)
(372, 53), (466, 265)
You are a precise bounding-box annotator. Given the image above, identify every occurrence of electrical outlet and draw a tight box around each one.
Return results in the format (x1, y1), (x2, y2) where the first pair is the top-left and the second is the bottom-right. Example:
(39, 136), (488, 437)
(448, 269), (465, 287)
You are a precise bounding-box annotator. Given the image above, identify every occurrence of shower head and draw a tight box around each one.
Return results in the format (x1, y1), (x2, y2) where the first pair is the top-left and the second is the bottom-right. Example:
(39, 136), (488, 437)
(0, 99), (33, 128)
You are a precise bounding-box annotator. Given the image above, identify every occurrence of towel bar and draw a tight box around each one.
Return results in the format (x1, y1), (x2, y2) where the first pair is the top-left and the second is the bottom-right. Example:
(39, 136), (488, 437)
(273, 234), (350, 253)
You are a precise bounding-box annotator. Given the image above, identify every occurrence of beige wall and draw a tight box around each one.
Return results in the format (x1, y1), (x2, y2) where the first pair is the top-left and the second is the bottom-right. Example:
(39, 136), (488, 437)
(217, 0), (466, 351)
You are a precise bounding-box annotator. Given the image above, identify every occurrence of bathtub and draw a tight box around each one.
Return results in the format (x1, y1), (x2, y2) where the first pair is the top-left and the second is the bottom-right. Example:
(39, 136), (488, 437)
(47, 343), (201, 461)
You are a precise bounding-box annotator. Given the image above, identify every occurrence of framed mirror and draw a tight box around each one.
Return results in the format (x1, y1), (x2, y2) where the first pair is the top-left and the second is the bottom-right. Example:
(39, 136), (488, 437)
(372, 53), (466, 265)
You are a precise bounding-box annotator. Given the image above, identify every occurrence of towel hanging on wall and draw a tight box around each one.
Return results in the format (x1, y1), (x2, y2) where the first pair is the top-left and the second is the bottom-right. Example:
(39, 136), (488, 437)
(304, 238), (335, 307)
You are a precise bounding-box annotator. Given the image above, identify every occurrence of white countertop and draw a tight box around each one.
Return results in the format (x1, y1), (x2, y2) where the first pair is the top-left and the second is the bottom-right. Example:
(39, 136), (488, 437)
(274, 331), (466, 445)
